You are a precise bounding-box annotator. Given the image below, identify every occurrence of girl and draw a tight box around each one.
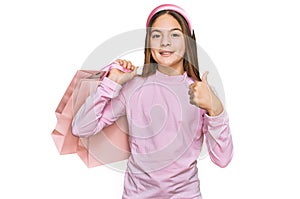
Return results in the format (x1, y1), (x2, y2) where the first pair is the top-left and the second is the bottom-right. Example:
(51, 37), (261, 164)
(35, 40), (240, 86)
(72, 4), (233, 199)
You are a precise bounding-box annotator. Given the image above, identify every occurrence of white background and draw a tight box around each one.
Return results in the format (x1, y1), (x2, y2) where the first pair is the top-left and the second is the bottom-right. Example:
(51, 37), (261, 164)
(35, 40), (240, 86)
(1, 0), (299, 198)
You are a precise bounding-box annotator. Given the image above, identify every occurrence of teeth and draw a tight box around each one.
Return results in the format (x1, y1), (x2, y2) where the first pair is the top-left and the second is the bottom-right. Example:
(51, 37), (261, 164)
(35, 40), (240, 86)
(160, 52), (172, 55)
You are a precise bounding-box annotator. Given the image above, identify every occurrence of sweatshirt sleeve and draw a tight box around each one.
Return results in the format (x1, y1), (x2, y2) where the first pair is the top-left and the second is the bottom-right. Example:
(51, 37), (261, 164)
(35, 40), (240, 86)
(203, 110), (234, 168)
(72, 77), (126, 138)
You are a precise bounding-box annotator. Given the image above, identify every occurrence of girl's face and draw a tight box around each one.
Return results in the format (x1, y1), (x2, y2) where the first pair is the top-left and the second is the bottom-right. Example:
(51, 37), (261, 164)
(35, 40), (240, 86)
(150, 14), (185, 73)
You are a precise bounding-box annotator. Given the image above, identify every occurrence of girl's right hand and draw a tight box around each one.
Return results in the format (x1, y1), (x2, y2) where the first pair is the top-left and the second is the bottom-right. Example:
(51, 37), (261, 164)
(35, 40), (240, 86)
(108, 59), (138, 85)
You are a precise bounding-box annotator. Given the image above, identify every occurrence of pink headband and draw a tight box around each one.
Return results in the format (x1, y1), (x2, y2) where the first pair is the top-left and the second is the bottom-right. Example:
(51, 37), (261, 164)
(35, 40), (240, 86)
(146, 4), (193, 34)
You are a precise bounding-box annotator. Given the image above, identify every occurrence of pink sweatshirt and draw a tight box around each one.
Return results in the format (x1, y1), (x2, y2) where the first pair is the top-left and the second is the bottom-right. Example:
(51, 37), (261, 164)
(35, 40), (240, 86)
(72, 70), (233, 199)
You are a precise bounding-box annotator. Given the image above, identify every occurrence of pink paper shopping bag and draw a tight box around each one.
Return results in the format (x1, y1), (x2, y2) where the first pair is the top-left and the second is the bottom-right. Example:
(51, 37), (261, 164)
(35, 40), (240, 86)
(52, 69), (130, 168)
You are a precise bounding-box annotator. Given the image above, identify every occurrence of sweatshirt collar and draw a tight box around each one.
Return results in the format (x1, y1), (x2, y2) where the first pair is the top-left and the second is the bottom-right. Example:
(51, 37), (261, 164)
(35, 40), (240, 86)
(155, 69), (187, 84)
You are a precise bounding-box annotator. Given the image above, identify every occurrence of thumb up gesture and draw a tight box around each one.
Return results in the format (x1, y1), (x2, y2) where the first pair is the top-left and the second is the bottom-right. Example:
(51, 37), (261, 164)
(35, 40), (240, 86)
(188, 71), (223, 116)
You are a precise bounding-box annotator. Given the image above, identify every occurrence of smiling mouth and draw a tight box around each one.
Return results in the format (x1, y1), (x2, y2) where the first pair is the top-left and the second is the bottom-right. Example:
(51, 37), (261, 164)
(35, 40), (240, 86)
(159, 51), (174, 57)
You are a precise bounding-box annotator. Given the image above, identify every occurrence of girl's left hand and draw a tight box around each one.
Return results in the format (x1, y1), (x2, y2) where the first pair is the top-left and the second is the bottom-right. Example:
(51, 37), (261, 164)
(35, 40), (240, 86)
(188, 71), (223, 116)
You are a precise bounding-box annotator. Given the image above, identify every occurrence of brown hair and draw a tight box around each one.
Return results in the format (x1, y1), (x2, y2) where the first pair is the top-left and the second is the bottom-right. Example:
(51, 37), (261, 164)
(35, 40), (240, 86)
(142, 10), (201, 81)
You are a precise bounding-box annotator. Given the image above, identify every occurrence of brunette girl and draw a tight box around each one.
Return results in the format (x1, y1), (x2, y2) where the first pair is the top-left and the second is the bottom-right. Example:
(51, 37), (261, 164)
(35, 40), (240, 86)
(72, 4), (233, 198)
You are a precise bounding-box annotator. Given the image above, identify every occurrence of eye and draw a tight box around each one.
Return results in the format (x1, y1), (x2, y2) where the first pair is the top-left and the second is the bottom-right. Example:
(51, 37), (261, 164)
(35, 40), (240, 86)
(151, 33), (161, 39)
(171, 32), (182, 38)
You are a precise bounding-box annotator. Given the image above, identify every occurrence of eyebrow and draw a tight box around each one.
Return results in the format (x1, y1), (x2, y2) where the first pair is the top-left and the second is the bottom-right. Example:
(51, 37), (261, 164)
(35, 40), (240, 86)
(151, 28), (182, 33)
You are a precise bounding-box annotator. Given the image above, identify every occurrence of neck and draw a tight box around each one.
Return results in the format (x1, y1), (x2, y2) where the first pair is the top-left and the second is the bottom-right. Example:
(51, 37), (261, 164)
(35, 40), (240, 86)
(157, 63), (184, 76)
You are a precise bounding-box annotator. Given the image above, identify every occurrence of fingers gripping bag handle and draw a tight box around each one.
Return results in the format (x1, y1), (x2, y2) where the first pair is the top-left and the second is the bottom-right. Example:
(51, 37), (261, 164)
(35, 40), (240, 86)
(99, 62), (132, 81)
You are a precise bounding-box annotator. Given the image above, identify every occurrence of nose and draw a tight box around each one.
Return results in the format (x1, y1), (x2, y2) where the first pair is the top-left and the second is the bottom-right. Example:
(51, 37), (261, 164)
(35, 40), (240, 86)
(161, 34), (171, 47)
